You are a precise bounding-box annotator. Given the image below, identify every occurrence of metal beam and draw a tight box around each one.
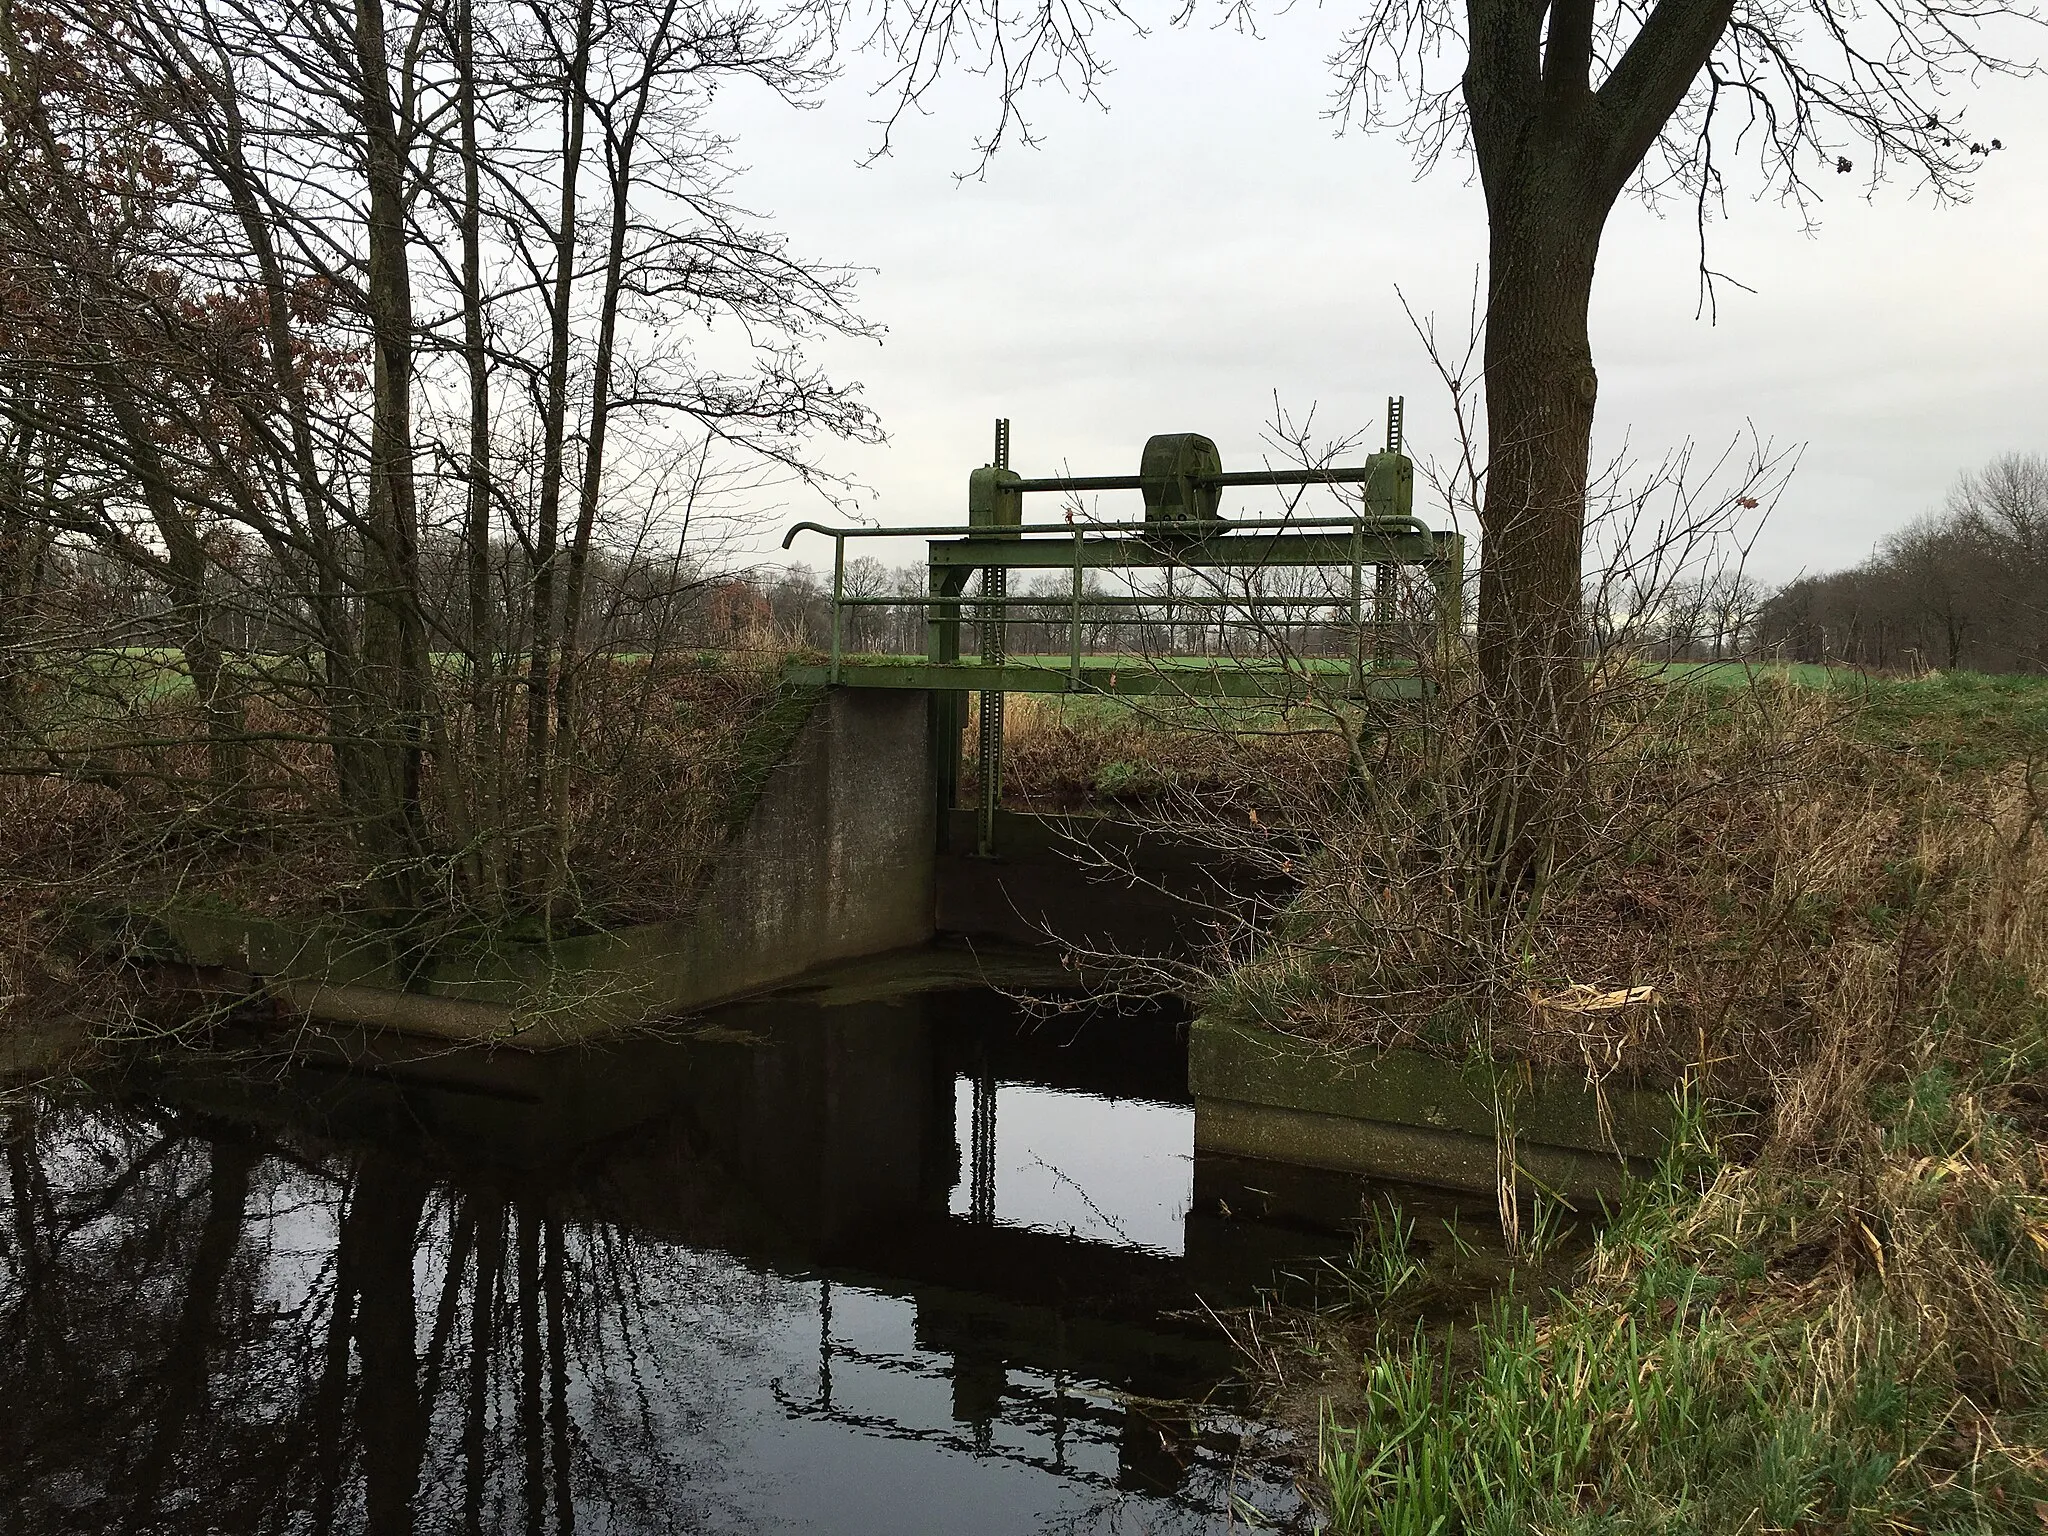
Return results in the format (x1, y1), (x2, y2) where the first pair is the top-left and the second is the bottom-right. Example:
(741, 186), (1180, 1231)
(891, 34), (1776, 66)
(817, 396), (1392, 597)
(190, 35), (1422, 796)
(785, 660), (1431, 700)
(1007, 466), (1387, 493)
(927, 532), (1446, 571)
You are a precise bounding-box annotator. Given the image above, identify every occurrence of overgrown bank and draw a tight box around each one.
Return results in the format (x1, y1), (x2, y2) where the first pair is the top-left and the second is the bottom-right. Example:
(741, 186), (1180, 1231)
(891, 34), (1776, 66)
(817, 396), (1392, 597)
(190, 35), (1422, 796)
(0, 651), (806, 1056)
(1213, 670), (2048, 1530)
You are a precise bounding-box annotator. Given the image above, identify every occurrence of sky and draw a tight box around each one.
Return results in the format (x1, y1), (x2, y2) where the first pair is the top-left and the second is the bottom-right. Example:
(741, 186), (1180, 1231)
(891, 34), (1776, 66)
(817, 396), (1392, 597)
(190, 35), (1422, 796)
(704, 11), (2048, 584)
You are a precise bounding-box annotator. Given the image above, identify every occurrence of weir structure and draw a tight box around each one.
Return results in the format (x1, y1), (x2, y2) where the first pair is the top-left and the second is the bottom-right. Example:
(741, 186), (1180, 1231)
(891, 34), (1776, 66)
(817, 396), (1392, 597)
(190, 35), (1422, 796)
(782, 403), (1464, 854)
(117, 409), (1672, 1202)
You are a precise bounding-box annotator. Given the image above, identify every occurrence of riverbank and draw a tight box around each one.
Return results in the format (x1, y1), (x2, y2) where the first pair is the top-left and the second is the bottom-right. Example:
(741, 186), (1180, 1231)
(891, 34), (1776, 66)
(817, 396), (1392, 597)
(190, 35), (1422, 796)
(0, 653), (837, 1050)
(1234, 670), (2048, 1529)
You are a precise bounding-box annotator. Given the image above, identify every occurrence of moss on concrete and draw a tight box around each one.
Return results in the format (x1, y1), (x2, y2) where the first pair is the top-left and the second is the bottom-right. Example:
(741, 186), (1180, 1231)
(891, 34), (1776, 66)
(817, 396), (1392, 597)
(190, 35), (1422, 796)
(1190, 1016), (1676, 1199)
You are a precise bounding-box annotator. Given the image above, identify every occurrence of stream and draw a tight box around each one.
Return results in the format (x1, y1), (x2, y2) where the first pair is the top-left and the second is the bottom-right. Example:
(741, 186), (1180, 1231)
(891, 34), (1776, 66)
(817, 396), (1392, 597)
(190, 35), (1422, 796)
(0, 985), (1494, 1534)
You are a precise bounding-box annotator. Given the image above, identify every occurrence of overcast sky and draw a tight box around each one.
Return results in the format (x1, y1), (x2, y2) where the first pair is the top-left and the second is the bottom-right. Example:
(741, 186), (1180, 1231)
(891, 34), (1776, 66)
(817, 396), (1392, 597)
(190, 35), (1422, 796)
(705, 13), (2048, 583)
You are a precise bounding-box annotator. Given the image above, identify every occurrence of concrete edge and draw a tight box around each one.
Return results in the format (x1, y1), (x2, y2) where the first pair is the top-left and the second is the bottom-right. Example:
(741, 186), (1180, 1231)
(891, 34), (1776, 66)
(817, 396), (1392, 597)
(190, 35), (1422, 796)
(98, 689), (937, 1048)
(1194, 1097), (1642, 1204)
(1189, 1016), (1676, 1160)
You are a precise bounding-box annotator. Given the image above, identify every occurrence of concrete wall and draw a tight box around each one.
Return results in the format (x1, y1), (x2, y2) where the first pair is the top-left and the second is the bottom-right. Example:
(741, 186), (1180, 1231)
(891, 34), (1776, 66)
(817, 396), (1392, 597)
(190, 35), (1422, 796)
(151, 688), (937, 1045)
(1189, 1018), (1674, 1202)
(666, 686), (936, 1006)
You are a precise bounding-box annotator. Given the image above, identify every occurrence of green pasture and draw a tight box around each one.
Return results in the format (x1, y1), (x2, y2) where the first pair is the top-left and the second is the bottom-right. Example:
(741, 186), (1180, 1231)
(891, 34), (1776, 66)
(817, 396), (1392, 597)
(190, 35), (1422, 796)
(1649, 663), (2048, 769)
(20, 646), (2048, 776)
(1659, 660), (1843, 688)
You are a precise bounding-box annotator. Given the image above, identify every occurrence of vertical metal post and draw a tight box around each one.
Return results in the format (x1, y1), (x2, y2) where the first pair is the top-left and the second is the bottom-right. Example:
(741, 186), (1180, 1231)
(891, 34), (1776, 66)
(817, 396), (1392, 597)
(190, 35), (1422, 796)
(976, 419), (1010, 857)
(1052, 1355), (1069, 1471)
(930, 557), (968, 848)
(1374, 560), (1399, 670)
(829, 535), (845, 684)
(976, 584), (1005, 857)
(1371, 396), (1404, 676)
(1068, 529), (1084, 690)
(1349, 517), (1365, 695)
(818, 1278), (834, 1411)
(969, 1054), (996, 1225)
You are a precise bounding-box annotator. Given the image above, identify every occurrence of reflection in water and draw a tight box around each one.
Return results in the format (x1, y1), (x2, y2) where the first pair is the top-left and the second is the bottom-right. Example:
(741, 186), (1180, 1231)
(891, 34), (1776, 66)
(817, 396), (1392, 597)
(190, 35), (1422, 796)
(947, 1084), (1191, 1255)
(0, 991), (1387, 1534)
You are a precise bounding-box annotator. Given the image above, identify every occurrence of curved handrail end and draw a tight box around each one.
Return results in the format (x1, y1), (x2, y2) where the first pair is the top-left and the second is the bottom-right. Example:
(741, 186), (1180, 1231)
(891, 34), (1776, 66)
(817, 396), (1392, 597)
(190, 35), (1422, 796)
(781, 521), (835, 550)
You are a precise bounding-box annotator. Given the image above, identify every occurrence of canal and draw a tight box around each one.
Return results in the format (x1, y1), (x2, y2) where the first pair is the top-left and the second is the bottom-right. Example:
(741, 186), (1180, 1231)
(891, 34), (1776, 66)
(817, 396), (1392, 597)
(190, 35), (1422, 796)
(0, 986), (1492, 1534)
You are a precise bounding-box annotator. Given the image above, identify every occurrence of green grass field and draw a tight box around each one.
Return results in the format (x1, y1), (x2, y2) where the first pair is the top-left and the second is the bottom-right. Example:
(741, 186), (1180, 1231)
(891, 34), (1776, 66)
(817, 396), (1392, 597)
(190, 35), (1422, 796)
(1659, 660), (1844, 688)
(1658, 664), (2048, 769)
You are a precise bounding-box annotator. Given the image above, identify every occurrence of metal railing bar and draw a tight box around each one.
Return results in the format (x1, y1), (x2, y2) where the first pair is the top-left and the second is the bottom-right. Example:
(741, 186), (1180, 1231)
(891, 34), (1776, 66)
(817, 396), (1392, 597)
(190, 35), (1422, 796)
(1006, 466), (1395, 493)
(781, 515), (1437, 548)
(820, 593), (1391, 611)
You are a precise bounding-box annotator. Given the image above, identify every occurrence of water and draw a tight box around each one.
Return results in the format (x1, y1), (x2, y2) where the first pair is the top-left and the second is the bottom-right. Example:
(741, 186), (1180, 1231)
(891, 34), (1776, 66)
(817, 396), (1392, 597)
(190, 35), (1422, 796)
(0, 988), (1458, 1535)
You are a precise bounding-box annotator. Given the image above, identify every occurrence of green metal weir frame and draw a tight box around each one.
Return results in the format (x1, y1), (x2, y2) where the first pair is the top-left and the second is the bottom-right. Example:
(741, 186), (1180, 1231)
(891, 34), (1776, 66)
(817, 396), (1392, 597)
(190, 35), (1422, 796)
(781, 412), (1465, 853)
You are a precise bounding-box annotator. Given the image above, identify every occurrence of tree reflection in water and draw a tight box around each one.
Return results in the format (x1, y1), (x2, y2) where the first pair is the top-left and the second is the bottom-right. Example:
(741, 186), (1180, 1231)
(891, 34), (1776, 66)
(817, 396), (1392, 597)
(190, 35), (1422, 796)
(0, 995), (1308, 1535)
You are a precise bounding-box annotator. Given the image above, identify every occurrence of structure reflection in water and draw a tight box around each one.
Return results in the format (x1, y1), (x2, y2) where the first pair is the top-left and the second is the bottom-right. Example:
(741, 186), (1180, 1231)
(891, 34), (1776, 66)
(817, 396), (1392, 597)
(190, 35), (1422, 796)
(0, 988), (1434, 1534)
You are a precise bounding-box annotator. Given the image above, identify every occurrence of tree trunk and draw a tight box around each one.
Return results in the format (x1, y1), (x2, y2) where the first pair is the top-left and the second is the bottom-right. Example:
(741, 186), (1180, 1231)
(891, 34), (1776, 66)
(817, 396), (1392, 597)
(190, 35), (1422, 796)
(123, 1132), (254, 1523)
(93, 363), (252, 817)
(350, 1156), (431, 1536)
(520, 0), (595, 904)
(548, 70), (653, 902)
(463, 1199), (502, 1536)
(190, 64), (376, 834)
(457, 0), (498, 901)
(353, 0), (432, 921)
(0, 407), (49, 732)
(1458, 0), (1736, 886)
(1472, 176), (1607, 881)
(543, 1216), (574, 1533)
(517, 1204), (545, 1532)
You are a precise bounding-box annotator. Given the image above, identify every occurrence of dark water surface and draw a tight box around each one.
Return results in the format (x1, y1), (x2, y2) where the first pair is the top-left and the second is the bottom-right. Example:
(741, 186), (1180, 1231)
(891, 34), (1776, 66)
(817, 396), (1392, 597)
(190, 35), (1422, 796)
(0, 989), (1439, 1535)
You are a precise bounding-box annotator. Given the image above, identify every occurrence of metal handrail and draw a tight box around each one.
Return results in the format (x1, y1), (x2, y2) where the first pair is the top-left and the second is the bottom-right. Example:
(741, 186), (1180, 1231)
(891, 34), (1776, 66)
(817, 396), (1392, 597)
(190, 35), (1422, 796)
(1006, 465), (1398, 492)
(786, 512), (1446, 689)
(781, 512), (1435, 550)
(821, 592), (1380, 610)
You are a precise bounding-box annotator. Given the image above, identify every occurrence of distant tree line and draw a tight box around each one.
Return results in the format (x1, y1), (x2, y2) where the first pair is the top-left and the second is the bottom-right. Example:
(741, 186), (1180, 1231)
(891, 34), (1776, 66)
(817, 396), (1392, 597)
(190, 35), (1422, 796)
(1757, 455), (2048, 674)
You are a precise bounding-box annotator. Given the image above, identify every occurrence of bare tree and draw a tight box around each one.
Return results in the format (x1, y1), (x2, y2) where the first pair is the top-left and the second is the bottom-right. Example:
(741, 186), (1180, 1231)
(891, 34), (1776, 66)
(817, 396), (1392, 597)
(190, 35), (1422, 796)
(840, 554), (892, 650)
(0, 0), (880, 947)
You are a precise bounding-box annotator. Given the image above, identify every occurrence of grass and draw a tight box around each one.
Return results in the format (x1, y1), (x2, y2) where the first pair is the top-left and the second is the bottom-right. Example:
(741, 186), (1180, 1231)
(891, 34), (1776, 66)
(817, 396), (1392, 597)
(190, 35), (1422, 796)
(1666, 664), (2048, 768)
(1660, 659), (1847, 689)
(1308, 1077), (2048, 1533)
(1844, 670), (2048, 771)
(951, 656), (2048, 817)
(1239, 665), (2048, 1532)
